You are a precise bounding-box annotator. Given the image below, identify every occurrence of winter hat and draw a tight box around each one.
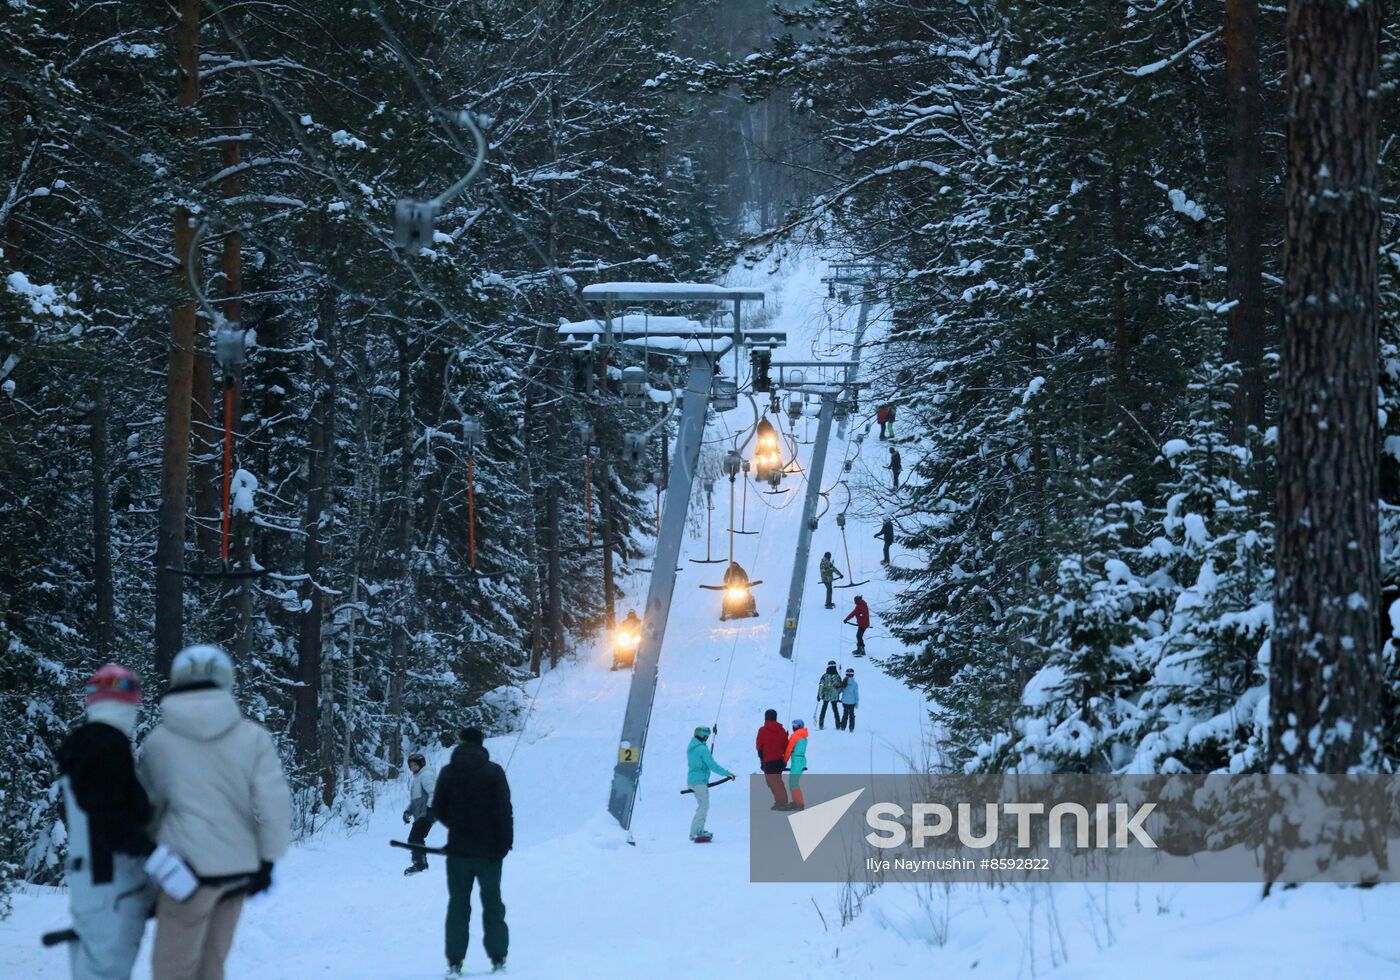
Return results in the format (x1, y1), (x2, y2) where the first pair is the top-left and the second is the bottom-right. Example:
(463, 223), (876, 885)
(170, 644), (235, 690)
(791, 719), (805, 730)
(85, 664), (142, 707)
(694, 726), (711, 740)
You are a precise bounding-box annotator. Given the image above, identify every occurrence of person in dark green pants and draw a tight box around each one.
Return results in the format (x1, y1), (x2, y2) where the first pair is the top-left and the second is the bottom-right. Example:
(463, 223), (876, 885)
(431, 727), (513, 975)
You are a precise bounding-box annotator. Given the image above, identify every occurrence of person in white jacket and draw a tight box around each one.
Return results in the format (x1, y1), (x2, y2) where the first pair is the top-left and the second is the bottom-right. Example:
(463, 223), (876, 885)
(401, 751), (438, 876)
(139, 644), (291, 980)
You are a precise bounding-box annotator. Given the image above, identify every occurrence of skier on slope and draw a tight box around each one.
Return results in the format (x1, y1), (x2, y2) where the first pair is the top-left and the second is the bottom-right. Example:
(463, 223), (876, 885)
(816, 661), (844, 730)
(755, 709), (790, 810)
(686, 726), (733, 842)
(818, 551), (842, 609)
(57, 664), (156, 980)
(838, 668), (860, 732)
(140, 644), (292, 980)
(845, 595), (872, 657)
(875, 405), (893, 441)
(431, 726), (513, 975)
(402, 752), (438, 876)
(876, 517), (895, 565)
(887, 447), (902, 490)
(784, 721), (809, 811)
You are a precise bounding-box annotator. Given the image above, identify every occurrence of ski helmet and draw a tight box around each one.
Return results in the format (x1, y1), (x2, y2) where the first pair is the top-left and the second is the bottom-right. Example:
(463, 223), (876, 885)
(846, 668), (855, 676)
(791, 719), (805, 730)
(85, 664), (142, 707)
(694, 726), (711, 740)
(407, 752), (426, 769)
(170, 644), (235, 690)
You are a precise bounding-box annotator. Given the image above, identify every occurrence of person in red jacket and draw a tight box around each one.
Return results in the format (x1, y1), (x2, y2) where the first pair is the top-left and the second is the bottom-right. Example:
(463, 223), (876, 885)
(844, 595), (871, 656)
(755, 709), (790, 809)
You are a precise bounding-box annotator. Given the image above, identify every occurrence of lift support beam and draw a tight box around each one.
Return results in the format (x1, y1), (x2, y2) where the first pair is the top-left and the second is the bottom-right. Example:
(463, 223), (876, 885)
(779, 391), (836, 660)
(608, 354), (713, 829)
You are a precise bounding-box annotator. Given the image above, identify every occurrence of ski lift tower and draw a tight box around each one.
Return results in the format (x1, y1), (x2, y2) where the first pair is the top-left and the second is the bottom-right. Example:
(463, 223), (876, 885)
(564, 282), (779, 833)
(820, 262), (888, 438)
(769, 360), (862, 661)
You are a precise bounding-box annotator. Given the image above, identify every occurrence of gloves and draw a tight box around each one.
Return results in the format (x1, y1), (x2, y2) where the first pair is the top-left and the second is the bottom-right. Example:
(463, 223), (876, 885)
(402, 809), (411, 824)
(248, 861), (273, 896)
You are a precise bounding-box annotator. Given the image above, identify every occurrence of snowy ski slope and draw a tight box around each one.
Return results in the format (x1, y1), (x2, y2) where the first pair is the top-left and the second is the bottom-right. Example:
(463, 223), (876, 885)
(6, 257), (1400, 978)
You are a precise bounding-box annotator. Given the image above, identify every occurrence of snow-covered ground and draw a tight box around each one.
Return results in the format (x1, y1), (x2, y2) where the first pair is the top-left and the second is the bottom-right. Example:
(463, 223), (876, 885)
(6, 257), (1400, 978)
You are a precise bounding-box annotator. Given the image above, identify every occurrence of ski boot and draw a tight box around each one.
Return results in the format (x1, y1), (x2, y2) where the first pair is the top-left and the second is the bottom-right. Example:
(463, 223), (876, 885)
(492, 959), (507, 973)
(693, 832), (714, 843)
(444, 963), (463, 978)
(404, 862), (427, 877)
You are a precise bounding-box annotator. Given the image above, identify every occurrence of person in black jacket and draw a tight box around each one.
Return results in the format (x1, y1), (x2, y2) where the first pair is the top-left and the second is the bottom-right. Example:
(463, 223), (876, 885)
(57, 663), (156, 980)
(876, 517), (895, 565)
(431, 727), (513, 976)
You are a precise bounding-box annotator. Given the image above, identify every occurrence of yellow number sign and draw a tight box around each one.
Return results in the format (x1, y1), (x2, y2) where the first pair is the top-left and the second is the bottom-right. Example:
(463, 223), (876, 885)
(618, 745), (640, 765)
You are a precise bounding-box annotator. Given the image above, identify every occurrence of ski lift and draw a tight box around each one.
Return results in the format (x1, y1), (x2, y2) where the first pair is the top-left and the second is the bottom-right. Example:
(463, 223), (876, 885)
(834, 398), (852, 423)
(752, 416), (782, 482)
(623, 432), (648, 468)
(690, 478), (726, 565)
(620, 365), (648, 408)
(786, 394), (803, 423)
(612, 618), (642, 670)
(751, 348), (772, 393)
(395, 111), (486, 251)
(833, 497), (871, 590)
(722, 450), (742, 479)
(710, 376), (738, 413)
(827, 280), (836, 300)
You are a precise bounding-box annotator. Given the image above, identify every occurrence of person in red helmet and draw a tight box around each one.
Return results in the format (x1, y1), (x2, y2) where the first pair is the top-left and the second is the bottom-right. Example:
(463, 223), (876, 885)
(844, 595), (871, 656)
(56, 663), (156, 980)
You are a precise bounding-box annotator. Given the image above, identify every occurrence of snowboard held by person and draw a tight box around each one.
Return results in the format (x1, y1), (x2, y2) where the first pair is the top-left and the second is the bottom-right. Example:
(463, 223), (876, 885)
(816, 661), (843, 730)
(844, 596), (871, 656)
(431, 726), (513, 975)
(818, 552), (842, 609)
(755, 710), (790, 810)
(57, 663), (156, 980)
(686, 726), (733, 842)
(402, 752), (438, 876)
(785, 721), (809, 810)
(838, 668), (860, 732)
(140, 644), (292, 980)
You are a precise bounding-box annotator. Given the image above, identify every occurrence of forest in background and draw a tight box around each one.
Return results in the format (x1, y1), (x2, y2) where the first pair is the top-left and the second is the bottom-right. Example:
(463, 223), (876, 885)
(4, 0), (1396, 901)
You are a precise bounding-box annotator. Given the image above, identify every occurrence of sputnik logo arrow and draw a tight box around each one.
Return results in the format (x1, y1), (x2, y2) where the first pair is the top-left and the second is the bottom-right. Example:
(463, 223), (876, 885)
(788, 788), (865, 861)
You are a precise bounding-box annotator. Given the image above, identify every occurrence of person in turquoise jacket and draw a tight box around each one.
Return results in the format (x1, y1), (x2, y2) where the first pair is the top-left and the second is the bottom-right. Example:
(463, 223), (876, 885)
(837, 668), (859, 732)
(784, 720), (809, 810)
(686, 726), (733, 841)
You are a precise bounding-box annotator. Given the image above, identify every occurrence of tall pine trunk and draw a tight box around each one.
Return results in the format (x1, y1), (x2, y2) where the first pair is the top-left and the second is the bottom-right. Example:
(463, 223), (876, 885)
(90, 382), (113, 661)
(295, 287), (336, 774)
(1224, 0), (1267, 440)
(387, 335), (414, 775)
(154, 0), (202, 676)
(1270, 0), (1381, 774)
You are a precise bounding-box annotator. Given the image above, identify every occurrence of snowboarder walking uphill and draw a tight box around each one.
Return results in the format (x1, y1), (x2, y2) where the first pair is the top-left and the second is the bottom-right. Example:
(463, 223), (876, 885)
(140, 644), (292, 980)
(876, 517), (895, 565)
(686, 726), (733, 842)
(816, 661), (844, 730)
(838, 668), (860, 732)
(785, 721), (809, 810)
(431, 726), (513, 976)
(819, 551), (842, 609)
(755, 710), (790, 809)
(845, 595), (871, 657)
(57, 663), (156, 980)
(887, 447), (902, 490)
(402, 752), (438, 875)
